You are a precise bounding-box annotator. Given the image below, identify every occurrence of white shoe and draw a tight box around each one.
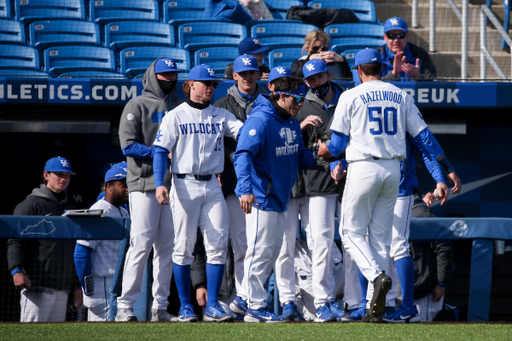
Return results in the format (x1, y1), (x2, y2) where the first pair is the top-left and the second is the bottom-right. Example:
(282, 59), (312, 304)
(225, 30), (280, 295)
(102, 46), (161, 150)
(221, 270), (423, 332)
(151, 308), (179, 322)
(116, 308), (137, 322)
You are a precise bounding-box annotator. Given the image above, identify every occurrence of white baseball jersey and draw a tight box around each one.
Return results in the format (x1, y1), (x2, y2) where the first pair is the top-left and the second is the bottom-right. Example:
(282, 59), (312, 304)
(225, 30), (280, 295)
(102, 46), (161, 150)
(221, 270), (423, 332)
(330, 80), (427, 162)
(154, 103), (243, 175)
(77, 199), (128, 277)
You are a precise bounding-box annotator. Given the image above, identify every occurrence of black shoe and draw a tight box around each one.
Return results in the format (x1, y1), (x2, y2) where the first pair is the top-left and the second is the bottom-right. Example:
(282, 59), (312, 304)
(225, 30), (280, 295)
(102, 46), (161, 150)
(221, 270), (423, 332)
(369, 271), (392, 318)
(362, 311), (384, 323)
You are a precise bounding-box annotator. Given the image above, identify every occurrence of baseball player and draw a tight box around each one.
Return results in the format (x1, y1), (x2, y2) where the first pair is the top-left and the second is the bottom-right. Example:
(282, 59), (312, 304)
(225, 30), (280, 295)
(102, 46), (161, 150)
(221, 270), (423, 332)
(153, 64), (243, 323)
(234, 76), (317, 323)
(74, 162), (129, 321)
(318, 48), (459, 322)
(117, 57), (184, 322)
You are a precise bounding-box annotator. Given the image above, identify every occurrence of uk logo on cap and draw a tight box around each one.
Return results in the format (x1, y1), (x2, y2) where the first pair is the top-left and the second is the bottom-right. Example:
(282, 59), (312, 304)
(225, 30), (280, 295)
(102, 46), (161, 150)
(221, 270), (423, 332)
(306, 64), (315, 72)
(207, 67), (215, 76)
(242, 57), (252, 65)
(390, 18), (399, 25)
(276, 67), (286, 74)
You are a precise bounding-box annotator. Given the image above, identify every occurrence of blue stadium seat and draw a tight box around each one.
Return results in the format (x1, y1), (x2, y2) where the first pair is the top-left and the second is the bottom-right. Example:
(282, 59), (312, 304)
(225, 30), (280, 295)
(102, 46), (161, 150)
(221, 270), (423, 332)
(250, 22), (317, 48)
(194, 47), (239, 78)
(264, 0), (303, 19)
(44, 45), (116, 76)
(268, 47), (303, 69)
(0, 44), (40, 70)
(59, 71), (125, 79)
(340, 48), (362, 68)
(0, 0), (12, 19)
(325, 23), (384, 40)
(243, 19), (301, 29)
(0, 20), (25, 44)
(29, 20), (100, 51)
(307, 0), (377, 23)
(120, 46), (190, 77)
(105, 21), (174, 52)
(90, 0), (159, 26)
(178, 22), (247, 52)
(163, 0), (209, 25)
(330, 37), (384, 54)
(16, 0), (85, 25)
(0, 69), (48, 77)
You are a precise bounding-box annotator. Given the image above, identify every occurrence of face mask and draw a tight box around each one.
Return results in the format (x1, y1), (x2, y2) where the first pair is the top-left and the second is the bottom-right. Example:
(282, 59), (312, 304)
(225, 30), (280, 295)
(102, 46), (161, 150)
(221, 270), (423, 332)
(312, 81), (330, 98)
(158, 79), (177, 94)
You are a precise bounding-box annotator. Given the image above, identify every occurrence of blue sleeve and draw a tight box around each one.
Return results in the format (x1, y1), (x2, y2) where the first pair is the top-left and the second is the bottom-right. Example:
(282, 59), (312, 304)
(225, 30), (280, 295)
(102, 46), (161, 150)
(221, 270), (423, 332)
(74, 244), (92, 294)
(412, 128), (444, 161)
(122, 142), (155, 159)
(328, 130), (349, 158)
(153, 146), (170, 188)
(330, 159), (347, 173)
(234, 120), (265, 195)
(412, 137), (446, 184)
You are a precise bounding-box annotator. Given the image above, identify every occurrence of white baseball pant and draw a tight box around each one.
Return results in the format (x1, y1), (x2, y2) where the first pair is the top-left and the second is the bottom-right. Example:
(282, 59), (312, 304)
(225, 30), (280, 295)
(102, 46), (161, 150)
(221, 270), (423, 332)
(83, 275), (114, 321)
(20, 288), (68, 322)
(244, 208), (285, 310)
(415, 293), (444, 322)
(275, 196), (309, 305)
(341, 159), (400, 304)
(118, 190), (174, 311)
(225, 194), (247, 297)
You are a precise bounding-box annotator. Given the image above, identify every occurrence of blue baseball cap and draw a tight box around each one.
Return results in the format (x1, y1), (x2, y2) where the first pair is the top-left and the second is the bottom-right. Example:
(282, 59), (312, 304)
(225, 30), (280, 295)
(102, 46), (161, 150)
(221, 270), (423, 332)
(44, 156), (75, 175)
(302, 59), (329, 80)
(104, 162), (128, 183)
(352, 48), (382, 69)
(268, 66), (292, 83)
(276, 84), (307, 97)
(384, 17), (408, 33)
(154, 57), (183, 74)
(188, 64), (223, 82)
(233, 54), (260, 73)
(238, 37), (269, 55)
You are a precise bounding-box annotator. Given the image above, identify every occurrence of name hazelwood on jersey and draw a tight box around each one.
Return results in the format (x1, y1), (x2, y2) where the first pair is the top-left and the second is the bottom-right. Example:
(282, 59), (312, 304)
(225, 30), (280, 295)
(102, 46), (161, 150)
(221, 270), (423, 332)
(154, 102), (243, 175)
(330, 80), (428, 162)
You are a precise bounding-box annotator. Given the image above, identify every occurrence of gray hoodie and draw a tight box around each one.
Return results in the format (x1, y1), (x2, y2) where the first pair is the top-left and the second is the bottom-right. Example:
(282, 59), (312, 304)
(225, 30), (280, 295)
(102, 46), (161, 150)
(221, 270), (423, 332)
(119, 58), (185, 193)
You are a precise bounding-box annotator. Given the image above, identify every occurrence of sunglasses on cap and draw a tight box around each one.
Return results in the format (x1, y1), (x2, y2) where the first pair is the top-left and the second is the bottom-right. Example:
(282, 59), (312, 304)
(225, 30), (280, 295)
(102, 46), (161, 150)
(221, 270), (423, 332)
(196, 80), (219, 88)
(311, 45), (328, 53)
(276, 91), (306, 103)
(385, 32), (407, 40)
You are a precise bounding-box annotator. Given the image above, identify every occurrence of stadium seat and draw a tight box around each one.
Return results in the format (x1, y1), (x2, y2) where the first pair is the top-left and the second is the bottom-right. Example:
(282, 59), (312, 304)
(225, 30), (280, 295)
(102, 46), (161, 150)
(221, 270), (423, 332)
(268, 47), (303, 69)
(16, 0), (85, 25)
(325, 23), (384, 40)
(120, 46), (190, 77)
(340, 48), (362, 68)
(243, 19), (301, 29)
(105, 21), (175, 52)
(0, 20), (25, 44)
(90, 0), (159, 26)
(330, 37), (384, 54)
(0, 44), (40, 71)
(264, 0), (304, 19)
(178, 22), (247, 52)
(250, 22), (317, 48)
(163, 0), (209, 25)
(0, 0), (12, 19)
(29, 20), (100, 51)
(59, 71), (125, 79)
(307, 0), (377, 23)
(194, 47), (239, 78)
(0, 69), (48, 77)
(43, 45), (116, 76)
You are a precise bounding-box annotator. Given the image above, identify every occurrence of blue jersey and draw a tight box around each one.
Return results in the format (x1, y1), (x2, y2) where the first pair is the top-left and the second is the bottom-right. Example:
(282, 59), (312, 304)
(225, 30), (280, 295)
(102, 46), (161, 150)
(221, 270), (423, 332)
(234, 95), (316, 212)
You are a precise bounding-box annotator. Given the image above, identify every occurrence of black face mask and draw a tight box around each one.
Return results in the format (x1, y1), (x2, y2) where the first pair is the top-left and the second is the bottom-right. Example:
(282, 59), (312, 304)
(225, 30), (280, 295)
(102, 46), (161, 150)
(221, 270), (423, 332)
(312, 81), (330, 98)
(158, 79), (177, 95)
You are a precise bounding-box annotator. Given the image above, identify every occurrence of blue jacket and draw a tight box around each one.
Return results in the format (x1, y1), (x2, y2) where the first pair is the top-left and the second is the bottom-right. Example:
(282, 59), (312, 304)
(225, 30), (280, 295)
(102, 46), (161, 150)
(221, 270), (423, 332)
(234, 95), (316, 212)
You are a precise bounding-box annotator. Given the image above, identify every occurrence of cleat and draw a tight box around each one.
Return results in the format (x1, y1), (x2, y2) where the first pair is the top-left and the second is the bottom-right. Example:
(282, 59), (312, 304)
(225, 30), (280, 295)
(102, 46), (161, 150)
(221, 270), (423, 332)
(369, 271), (392, 318)
(383, 305), (420, 323)
(116, 308), (138, 322)
(362, 311), (384, 323)
(330, 302), (344, 320)
(340, 304), (367, 322)
(178, 304), (198, 322)
(279, 301), (305, 321)
(204, 303), (233, 322)
(229, 296), (248, 316)
(244, 307), (289, 323)
(314, 304), (336, 323)
(151, 308), (179, 322)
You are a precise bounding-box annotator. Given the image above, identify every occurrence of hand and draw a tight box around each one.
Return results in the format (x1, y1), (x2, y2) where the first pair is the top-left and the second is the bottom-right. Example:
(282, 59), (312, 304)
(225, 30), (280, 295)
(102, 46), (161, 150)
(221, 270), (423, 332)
(260, 72), (269, 81)
(447, 171), (461, 195)
(217, 174), (222, 188)
(74, 288), (83, 310)
(432, 285), (446, 302)
(196, 285), (208, 307)
(401, 58), (422, 79)
(435, 182), (450, 205)
(13, 272), (32, 289)
(156, 185), (170, 205)
(300, 115), (323, 130)
(330, 162), (347, 185)
(312, 51), (345, 64)
(422, 192), (435, 207)
(392, 51), (405, 77)
(317, 139), (332, 158)
(240, 194), (258, 214)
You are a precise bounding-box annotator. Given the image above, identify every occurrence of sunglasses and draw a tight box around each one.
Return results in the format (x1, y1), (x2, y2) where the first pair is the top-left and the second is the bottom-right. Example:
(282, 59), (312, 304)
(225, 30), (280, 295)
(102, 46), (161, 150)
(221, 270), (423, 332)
(311, 45), (328, 53)
(385, 32), (407, 40)
(196, 80), (219, 88)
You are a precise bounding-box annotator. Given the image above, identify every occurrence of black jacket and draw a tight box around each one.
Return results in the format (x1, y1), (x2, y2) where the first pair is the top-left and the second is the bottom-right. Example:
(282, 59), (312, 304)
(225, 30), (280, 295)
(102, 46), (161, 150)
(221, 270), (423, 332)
(7, 185), (79, 292)
(410, 193), (454, 299)
(291, 55), (352, 80)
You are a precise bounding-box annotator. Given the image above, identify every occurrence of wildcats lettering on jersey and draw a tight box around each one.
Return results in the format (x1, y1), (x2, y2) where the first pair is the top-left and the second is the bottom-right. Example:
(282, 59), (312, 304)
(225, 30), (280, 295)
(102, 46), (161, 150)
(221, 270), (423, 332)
(179, 121), (225, 135)
(276, 127), (299, 156)
(360, 90), (403, 105)
(276, 144), (299, 156)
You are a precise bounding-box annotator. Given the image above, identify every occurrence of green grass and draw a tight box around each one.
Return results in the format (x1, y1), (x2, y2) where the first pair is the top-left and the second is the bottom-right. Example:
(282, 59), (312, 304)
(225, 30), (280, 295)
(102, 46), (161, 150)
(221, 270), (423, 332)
(1, 322), (512, 341)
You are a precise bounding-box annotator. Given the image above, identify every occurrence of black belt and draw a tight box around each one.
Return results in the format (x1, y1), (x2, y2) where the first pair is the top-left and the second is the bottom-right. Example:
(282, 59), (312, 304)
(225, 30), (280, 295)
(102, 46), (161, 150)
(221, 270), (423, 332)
(176, 174), (213, 181)
(373, 157), (380, 160)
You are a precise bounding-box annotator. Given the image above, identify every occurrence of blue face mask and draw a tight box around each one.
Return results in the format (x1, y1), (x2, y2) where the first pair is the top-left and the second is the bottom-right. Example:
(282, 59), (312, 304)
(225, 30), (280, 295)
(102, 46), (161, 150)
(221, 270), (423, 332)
(312, 81), (330, 98)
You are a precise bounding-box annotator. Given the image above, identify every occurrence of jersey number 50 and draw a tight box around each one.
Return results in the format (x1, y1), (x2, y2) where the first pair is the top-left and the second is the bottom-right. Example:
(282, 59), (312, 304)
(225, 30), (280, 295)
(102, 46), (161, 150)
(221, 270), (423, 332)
(368, 107), (397, 135)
